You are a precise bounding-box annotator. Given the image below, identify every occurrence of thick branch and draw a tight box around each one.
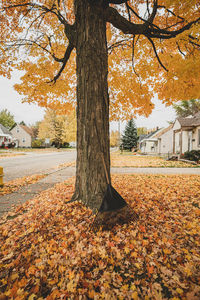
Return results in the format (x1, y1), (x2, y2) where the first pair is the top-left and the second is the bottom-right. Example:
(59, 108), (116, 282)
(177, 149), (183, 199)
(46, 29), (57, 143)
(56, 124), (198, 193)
(147, 0), (158, 23)
(105, 6), (145, 35)
(49, 43), (74, 83)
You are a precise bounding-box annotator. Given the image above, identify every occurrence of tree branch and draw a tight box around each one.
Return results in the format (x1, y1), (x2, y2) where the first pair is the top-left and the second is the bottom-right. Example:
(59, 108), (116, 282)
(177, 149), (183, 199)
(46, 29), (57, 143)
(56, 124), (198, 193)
(2, 2), (75, 41)
(16, 38), (65, 62)
(147, 0), (158, 23)
(48, 43), (75, 83)
(105, 6), (146, 35)
(147, 37), (168, 71)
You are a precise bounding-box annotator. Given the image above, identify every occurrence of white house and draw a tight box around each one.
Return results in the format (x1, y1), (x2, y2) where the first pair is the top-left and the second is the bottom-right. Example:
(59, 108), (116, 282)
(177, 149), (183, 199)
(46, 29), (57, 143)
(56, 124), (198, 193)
(139, 128), (162, 154)
(11, 124), (34, 148)
(155, 124), (173, 155)
(0, 124), (12, 147)
(172, 112), (200, 154)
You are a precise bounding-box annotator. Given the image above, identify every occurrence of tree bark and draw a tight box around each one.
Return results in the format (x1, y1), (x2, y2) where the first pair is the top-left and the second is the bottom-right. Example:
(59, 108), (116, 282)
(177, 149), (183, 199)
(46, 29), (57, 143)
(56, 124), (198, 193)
(72, 0), (110, 210)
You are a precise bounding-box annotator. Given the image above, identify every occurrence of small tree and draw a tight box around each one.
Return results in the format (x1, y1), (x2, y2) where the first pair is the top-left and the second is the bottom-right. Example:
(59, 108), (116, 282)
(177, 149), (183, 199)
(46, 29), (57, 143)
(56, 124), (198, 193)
(0, 109), (15, 129)
(121, 119), (137, 151)
(110, 130), (119, 147)
(38, 109), (76, 147)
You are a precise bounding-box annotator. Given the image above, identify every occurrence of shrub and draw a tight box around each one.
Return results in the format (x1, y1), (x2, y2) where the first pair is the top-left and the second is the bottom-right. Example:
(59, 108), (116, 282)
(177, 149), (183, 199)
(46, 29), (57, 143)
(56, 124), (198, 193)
(31, 139), (44, 148)
(183, 150), (200, 162)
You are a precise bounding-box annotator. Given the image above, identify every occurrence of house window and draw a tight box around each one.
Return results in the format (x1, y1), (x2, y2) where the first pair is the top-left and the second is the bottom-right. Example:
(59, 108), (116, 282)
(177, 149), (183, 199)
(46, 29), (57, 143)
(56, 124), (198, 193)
(22, 138), (26, 143)
(17, 128), (19, 133)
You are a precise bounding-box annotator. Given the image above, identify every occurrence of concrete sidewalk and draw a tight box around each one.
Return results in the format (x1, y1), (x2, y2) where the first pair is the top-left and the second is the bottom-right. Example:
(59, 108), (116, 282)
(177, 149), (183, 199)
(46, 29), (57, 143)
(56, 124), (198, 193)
(1, 166), (200, 218)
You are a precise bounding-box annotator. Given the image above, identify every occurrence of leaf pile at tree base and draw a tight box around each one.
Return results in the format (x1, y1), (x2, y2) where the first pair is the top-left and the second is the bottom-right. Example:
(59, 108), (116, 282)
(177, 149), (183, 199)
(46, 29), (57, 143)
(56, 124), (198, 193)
(0, 175), (200, 299)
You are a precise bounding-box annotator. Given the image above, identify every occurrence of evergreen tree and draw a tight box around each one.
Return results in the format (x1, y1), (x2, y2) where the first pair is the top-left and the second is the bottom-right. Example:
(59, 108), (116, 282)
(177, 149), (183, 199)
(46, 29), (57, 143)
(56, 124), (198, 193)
(121, 119), (137, 151)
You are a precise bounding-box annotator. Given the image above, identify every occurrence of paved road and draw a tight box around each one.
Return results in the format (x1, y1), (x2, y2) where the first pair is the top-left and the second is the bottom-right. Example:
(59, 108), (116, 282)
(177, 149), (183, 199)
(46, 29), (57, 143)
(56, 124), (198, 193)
(0, 151), (76, 182)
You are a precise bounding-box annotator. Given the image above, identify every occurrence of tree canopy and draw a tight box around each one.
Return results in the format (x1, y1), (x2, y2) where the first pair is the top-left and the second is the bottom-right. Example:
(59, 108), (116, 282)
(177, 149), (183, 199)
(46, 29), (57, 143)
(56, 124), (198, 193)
(0, 109), (15, 129)
(173, 99), (200, 118)
(0, 1), (199, 120)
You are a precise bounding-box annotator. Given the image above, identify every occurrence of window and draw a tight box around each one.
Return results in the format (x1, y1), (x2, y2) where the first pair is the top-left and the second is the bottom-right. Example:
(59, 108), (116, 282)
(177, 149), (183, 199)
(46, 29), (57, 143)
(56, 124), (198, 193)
(17, 128), (19, 133)
(22, 138), (26, 143)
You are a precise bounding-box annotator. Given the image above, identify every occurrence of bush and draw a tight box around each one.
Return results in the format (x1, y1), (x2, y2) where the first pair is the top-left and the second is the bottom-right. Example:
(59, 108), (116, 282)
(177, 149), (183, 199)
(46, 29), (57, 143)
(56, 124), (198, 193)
(31, 139), (44, 148)
(183, 150), (200, 162)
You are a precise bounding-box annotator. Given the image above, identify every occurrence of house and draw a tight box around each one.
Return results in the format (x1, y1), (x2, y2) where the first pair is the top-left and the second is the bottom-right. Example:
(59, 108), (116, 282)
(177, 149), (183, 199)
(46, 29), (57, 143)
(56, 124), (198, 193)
(139, 125), (174, 155)
(172, 112), (200, 154)
(139, 128), (162, 154)
(0, 124), (13, 147)
(155, 124), (173, 155)
(11, 124), (34, 148)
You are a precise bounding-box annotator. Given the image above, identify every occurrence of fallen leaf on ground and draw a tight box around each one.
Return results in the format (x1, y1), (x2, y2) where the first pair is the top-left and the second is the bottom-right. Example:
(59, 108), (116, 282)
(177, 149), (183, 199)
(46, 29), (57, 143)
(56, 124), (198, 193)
(0, 174), (200, 299)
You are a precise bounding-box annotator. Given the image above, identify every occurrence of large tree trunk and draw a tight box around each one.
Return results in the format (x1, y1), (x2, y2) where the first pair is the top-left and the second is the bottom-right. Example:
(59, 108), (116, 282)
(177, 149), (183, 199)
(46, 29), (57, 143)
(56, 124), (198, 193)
(72, 0), (110, 210)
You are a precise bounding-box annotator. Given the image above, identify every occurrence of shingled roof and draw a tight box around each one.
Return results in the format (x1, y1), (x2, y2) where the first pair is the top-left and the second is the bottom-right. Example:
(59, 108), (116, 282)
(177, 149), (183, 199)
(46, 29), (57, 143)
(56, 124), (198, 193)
(20, 125), (34, 137)
(154, 124), (173, 138)
(178, 112), (200, 127)
(0, 124), (12, 136)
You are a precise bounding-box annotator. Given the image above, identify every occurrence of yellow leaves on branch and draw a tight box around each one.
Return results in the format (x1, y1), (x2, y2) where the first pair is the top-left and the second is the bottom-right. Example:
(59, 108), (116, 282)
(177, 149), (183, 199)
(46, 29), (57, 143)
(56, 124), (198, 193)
(0, 0), (200, 119)
(0, 174), (200, 298)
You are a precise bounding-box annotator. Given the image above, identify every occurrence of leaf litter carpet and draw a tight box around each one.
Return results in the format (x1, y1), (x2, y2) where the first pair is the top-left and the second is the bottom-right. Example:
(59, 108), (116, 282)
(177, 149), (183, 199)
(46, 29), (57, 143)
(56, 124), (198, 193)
(0, 174), (200, 299)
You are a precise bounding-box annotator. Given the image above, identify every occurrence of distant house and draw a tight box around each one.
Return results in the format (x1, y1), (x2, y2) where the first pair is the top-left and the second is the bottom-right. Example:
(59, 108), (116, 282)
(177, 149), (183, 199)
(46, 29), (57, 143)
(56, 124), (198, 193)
(139, 128), (162, 154)
(172, 112), (200, 154)
(155, 124), (173, 155)
(11, 124), (34, 148)
(0, 124), (12, 147)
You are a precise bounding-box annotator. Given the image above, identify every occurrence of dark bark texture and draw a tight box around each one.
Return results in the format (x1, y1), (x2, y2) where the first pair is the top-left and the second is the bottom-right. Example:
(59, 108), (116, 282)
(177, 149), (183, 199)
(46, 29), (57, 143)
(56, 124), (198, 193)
(72, 0), (110, 210)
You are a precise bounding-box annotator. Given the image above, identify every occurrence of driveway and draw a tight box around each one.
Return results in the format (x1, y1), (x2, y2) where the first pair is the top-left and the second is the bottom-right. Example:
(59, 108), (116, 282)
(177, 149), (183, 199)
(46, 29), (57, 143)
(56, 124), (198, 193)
(0, 150), (76, 182)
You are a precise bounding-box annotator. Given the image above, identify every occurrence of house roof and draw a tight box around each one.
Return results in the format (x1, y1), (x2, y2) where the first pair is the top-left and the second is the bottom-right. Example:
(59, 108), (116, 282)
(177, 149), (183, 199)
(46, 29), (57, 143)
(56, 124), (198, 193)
(138, 134), (147, 142)
(20, 125), (34, 137)
(177, 113), (200, 127)
(139, 128), (161, 143)
(0, 124), (12, 136)
(154, 124), (173, 138)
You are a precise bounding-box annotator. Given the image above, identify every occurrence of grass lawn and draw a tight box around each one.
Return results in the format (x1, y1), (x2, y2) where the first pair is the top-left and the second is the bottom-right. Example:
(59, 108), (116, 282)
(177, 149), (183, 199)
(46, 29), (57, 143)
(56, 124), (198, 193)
(0, 174), (200, 299)
(111, 152), (199, 168)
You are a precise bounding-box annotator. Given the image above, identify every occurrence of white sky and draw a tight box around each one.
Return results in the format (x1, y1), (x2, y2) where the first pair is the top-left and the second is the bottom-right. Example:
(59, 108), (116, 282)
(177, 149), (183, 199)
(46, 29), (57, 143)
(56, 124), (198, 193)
(0, 74), (177, 130)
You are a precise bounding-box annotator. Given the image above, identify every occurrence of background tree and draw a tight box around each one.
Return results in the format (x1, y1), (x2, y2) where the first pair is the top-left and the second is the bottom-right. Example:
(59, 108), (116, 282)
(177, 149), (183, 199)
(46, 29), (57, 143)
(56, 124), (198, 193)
(19, 121), (26, 126)
(121, 119), (138, 151)
(110, 130), (120, 147)
(173, 99), (200, 118)
(137, 127), (148, 137)
(30, 121), (41, 140)
(38, 109), (76, 146)
(0, 1), (200, 209)
(0, 109), (15, 129)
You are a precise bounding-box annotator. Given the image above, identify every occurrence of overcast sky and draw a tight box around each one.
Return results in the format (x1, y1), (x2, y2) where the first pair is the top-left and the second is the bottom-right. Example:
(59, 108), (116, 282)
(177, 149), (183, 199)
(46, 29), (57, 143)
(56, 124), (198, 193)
(0, 74), (177, 131)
